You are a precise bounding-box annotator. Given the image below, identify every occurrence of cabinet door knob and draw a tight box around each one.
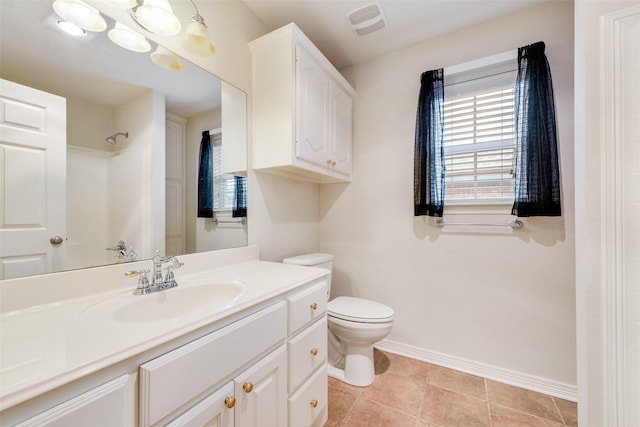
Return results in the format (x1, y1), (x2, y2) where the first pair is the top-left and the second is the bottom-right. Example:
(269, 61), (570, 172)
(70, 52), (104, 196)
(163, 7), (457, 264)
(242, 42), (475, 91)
(224, 397), (236, 409)
(331, 160), (336, 166)
(310, 399), (318, 408)
(326, 159), (332, 165)
(310, 303), (317, 310)
(310, 348), (318, 356)
(243, 382), (254, 393)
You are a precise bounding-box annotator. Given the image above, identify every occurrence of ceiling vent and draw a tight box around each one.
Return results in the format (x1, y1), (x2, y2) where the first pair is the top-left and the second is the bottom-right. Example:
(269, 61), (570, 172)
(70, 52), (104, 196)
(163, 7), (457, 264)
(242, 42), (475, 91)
(346, 3), (387, 36)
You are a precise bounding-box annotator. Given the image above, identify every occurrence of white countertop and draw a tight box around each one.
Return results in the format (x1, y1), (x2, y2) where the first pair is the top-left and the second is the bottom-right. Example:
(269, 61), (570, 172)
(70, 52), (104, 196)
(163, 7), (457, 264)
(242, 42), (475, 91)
(0, 258), (328, 411)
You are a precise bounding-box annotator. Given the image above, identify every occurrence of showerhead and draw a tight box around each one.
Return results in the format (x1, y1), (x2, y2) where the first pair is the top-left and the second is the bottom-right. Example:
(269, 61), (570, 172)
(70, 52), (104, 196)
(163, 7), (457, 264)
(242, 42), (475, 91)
(105, 132), (128, 144)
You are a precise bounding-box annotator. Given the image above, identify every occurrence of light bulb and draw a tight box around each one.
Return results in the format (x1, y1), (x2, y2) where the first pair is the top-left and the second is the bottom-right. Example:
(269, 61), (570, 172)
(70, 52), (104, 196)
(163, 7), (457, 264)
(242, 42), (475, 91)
(52, 0), (106, 32)
(108, 22), (151, 52)
(150, 46), (185, 71)
(135, 0), (181, 35)
(182, 17), (216, 57)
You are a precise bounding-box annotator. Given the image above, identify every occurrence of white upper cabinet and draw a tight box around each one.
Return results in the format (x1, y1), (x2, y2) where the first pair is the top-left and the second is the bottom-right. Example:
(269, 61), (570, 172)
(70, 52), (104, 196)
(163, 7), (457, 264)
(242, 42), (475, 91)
(250, 23), (355, 183)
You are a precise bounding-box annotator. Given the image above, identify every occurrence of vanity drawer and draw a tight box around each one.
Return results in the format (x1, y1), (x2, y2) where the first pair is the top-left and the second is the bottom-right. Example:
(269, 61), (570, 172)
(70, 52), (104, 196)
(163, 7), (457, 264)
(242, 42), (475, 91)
(287, 280), (327, 336)
(288, 317), (327, 393)
(139, 302), (286, 427)
(288, 364), (328, 427)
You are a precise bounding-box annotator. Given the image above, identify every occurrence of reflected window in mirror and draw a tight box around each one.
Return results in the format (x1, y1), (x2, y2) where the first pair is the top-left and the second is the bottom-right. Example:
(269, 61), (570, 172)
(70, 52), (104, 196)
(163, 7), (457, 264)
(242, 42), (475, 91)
(211, 130), (247, 217)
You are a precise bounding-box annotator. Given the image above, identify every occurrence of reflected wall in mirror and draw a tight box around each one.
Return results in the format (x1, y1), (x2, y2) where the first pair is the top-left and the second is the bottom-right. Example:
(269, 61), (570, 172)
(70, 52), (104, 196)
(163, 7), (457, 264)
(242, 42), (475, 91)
(0, 0), (248, 280)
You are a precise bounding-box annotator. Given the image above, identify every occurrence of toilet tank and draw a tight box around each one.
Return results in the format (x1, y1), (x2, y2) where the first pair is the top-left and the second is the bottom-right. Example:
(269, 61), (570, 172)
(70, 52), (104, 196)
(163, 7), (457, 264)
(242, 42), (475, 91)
(282, 253), (333, 270)
(283, 253), (333, 298)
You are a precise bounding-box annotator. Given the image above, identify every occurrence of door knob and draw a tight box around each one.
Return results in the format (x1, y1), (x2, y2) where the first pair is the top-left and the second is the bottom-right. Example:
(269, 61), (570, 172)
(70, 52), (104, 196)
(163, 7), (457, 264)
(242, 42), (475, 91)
(243, 382), (254, 393)
(50, 236), (64, 245)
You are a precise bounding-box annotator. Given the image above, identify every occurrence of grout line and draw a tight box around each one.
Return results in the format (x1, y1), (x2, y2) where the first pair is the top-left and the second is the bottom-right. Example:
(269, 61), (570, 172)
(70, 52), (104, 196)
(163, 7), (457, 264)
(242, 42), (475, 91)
(485, 378), (494, 427)
(551, 396), (567, 425)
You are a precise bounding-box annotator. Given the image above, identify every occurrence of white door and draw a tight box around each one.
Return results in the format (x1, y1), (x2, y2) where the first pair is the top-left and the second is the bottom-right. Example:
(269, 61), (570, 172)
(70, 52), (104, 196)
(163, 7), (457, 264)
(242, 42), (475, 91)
(165, 116), (185, 256)
(0, 79), (66, 279)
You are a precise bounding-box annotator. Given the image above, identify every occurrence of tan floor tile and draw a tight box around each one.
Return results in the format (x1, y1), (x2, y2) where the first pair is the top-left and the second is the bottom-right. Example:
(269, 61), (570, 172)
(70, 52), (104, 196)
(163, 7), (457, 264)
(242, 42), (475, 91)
(486, 380), (563, 424)
(490, 404), (565, 427)
(328, 376), (363, 396)
(419, 385), (490, 427)
(554, 397), (578, 426)
(375, 350), (431, 378)
(326, 379), (359, 427)
(341, 396), (419, 427)
(426, 364), (486, 400)
(362, 371), (427, 416)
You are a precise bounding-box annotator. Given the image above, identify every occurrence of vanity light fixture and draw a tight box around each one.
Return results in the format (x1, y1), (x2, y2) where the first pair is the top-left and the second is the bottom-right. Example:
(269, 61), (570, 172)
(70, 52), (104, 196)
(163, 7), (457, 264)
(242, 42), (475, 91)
(108, 22), (151, 52)
(150, 45), (185, 71)
(182, 0), (215, 57)
(52, 0), (107, 32)
(100, 0), (137, 8)
(131, 0), (181, 36)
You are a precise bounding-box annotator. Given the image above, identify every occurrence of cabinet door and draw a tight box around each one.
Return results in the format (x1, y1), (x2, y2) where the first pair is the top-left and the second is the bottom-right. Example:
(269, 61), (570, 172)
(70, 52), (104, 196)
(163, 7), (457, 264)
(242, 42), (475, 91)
(235, 346), (287, 427)
(165, 382), (234, 427)
(15, 375), (134, 427)
(329, 82), (353, 175)
(296, 45), (330, 167)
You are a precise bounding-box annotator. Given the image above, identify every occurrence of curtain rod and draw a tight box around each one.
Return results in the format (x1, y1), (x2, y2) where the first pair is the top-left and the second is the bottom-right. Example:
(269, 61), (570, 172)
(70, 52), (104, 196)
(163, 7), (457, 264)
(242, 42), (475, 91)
(435, 218), (523, 230)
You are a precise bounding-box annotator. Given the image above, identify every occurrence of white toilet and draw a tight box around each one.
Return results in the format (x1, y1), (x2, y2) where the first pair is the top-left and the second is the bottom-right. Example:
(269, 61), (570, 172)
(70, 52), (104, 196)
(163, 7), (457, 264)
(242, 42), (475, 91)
(283, 253), (394, 387)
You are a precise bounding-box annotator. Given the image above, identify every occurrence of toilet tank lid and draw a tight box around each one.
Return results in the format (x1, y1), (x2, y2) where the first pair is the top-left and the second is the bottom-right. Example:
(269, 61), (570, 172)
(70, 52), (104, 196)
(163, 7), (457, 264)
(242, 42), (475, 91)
(282, 253), (333, 266)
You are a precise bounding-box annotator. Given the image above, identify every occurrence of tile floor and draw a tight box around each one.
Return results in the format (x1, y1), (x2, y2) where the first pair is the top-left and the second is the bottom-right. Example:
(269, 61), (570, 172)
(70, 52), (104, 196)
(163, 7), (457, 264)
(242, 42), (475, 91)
(326, 349), (578, 427)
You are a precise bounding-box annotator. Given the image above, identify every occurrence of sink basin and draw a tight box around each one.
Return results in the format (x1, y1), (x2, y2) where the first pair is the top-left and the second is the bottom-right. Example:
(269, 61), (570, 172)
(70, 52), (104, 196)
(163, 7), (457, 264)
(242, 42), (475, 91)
(82, 281), (247, 323)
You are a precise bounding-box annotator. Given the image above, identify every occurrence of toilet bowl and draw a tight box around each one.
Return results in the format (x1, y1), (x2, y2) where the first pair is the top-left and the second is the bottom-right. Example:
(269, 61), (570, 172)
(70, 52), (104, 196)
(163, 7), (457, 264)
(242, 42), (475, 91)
(283, 253), (394, 387)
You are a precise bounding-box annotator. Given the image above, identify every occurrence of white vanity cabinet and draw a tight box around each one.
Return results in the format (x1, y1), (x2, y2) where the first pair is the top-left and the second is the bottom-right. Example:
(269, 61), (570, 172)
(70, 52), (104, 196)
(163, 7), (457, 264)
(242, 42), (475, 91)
(286, 281), (328, 427)
(139, 302), (287, 427)
(1, 266), (330, 427)
(250, 23), (355, 183)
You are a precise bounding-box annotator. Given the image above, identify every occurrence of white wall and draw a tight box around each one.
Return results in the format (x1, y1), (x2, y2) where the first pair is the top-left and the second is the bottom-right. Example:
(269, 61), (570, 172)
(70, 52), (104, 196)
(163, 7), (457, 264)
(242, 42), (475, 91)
(66, 147), (110, 269)
(320, 1), (576, 394)
(109, 90), (166, 259)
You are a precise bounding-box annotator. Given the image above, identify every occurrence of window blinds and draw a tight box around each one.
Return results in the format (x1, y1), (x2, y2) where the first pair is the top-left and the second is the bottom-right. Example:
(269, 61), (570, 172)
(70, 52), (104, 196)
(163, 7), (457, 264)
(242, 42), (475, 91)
(443, 84), (516, 202)
(211, 134), (237, 211)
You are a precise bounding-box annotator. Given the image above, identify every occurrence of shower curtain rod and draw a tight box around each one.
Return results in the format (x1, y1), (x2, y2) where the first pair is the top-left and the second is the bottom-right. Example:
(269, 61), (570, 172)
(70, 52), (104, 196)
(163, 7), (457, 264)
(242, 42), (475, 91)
(435, 218), (523, 230)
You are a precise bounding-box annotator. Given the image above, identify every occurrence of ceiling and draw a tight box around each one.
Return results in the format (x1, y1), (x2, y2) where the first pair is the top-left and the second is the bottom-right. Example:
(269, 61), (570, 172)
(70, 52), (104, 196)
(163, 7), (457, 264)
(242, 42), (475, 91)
(242, 0), (549, 70)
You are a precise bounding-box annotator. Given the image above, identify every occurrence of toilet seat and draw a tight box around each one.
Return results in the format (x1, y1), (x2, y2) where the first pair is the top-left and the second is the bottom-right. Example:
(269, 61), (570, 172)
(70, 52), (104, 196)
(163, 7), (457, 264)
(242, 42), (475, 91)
(328, 297), (394, 323)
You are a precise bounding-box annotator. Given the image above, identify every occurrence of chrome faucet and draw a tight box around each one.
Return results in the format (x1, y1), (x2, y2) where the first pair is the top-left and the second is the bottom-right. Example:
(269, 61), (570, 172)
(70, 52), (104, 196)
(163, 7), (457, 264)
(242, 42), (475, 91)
(107, 240), (137, 262)
(126, 255), (183, 295)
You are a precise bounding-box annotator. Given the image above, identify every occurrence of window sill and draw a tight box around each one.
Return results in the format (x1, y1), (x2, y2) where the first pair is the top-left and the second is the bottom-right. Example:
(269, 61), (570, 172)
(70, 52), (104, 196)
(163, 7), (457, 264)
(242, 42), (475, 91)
(444, 200), (513, 215)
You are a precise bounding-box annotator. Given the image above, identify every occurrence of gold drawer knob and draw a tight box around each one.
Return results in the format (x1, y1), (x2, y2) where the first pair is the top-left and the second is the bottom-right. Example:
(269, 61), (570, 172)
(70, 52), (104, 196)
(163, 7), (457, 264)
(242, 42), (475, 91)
(310, 399), (318, 408)
(310, 303), (317, 310)
(243, 382), (254, 393)
(225, 397), (236, 409)
(310, 348), (318, 356)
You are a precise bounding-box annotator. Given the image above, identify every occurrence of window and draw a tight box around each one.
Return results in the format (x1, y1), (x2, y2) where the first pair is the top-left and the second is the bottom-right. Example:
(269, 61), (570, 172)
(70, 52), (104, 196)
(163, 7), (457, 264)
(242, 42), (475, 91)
(443, 63), (517, 204)
(211, 133), (237, 211)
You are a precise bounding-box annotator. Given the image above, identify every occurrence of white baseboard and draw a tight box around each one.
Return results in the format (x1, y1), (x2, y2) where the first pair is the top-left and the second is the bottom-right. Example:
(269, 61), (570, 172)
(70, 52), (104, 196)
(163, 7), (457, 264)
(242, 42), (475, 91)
(375, 339), (577, 402)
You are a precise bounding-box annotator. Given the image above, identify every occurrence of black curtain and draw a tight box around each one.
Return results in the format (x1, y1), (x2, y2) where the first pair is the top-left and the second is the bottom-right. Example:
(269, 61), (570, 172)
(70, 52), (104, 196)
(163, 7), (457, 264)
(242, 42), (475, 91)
(414, 69), (445, 217)
(197, 130), (213, 218)
(512, 41), (561, 217)
(232, 176), (247, 218)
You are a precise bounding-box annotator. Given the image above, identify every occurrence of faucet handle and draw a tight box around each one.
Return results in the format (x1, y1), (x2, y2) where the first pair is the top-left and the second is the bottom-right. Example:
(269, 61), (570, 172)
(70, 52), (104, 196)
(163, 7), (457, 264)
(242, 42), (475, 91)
(126, 269), (152, 295)
(170, 256), (184, 269)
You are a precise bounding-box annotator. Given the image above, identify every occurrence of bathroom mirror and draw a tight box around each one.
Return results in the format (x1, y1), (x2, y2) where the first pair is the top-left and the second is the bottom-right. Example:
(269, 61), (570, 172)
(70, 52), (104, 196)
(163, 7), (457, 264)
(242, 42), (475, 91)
(0, 0), (248, 280)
